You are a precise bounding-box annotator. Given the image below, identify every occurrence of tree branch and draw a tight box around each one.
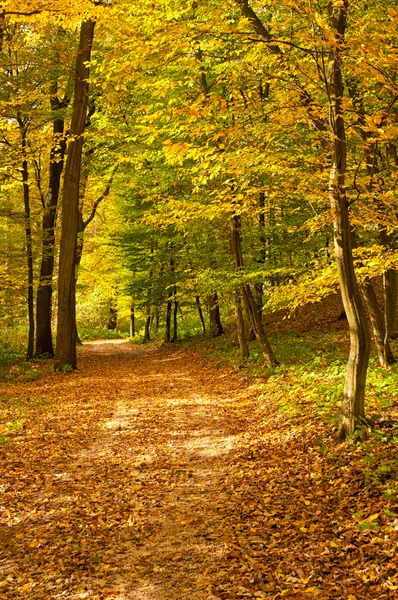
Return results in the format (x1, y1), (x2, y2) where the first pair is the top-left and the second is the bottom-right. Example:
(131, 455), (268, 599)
(83, 171), (116, 230)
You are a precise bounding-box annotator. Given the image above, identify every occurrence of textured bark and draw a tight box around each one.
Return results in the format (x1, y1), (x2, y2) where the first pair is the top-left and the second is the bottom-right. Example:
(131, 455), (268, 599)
(230, 215), (277, 367)
(35, 106), (66, 358)
(195, 295), (206, 336)
(325, 3), (371, 440)
(54, 20), (95, 370)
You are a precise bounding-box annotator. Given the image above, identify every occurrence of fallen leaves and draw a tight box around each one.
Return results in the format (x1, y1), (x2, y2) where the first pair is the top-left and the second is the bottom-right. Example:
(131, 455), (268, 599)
(0, 340), (397, 598)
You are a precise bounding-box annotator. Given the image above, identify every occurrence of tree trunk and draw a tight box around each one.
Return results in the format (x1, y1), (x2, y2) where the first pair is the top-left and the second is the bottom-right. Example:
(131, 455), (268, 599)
(19, 125), (34, 360)
(361, 278), (395, 367)
(195, 295), (206, 336)
(230, 215), (277, 367)
(130, 305), (135, 337)
(326, 3), (371, 440)
(165, 294), (172, 343)
(143, 306), (151, 343)
(107, 300), (117, 330)
(35, 109), (66, 358)
(235, 289), (249, 363)
(208, 293), (224, 337)
(54, 20), (95, 370)
(384, 269), (398, 339)
(352, 231), (395, 368)
(171, 291), (178, 342)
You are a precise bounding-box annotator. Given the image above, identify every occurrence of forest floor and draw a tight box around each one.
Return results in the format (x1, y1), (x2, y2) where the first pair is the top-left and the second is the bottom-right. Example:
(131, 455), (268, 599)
(0, 339), (398, 599)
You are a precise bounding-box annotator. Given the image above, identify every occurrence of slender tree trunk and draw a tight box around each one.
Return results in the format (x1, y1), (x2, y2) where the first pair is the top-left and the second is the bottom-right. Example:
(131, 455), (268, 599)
(171, 289), (178, 342)
(208, 293), (224, 337)
(230, 215), (277, 367)
(384, 269), (398, 339)
(165, 292), (172, 343)
(20, 126), (34, 360)
(347, 82), (398, 344)
(352, 232), (395, 368)
(143, 306), (151, 343)
(235, 289), (249, 363)
(107, 299), (117, 330)
(360, 278), (395, 367)
(380, 230), (398, 340)
(130, 304), (135, 338)
(254, 190), (267, 318)
(55, 20), (95, 370)
(35, 111), (66, 357)
(326, 3), (371, 440)
(195, 295), (206, 336)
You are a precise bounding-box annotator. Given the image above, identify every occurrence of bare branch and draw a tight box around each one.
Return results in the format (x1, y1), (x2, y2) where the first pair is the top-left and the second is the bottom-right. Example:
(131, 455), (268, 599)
(83, 170), (116, 230)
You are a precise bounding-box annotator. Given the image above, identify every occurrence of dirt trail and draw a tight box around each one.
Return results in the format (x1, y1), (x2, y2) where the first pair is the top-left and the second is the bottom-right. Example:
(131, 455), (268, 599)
(0, 341), (255, 599)
(0, 341), (397, 600)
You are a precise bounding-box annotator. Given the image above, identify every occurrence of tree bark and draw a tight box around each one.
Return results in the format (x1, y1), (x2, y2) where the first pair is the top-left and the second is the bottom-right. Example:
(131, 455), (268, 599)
(143, 306), (151, 343)
(171, 290), (178, 342)
(165, 292), (172, 343)
(54, 19), (95, 370)
(235, 289), (249, 363)
(208, 293), (224, 337)
(107, 299), (117, 330)
(19, 123), (34, 360)
(129, 304), (135, 337)
(35, 104), (67, 358)
(360, 278), (395, 367)
(384, 269), (398, 339)
(325, 3), (371, 440)
(230, 215), (277, 367)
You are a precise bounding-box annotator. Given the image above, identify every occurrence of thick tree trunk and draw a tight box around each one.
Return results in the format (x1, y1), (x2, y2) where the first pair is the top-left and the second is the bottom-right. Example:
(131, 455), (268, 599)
(235, 289), (249, 363)
(54, 20), (95, 370)
(20, 127), (34, 360)
(195, 295), (206, 336)
(35, 111), (66, 358)
(326, 3), (371, 440)
(230, 215), (277, 367)
(208, 293), (224, 337)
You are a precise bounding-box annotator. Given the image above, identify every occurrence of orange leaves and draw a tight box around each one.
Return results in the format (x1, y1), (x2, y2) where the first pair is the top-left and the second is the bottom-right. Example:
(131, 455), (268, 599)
(1, 340), (398, 598)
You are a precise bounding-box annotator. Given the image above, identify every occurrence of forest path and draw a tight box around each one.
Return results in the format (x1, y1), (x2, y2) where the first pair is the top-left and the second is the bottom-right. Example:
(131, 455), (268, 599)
(0, 341), (396, 600)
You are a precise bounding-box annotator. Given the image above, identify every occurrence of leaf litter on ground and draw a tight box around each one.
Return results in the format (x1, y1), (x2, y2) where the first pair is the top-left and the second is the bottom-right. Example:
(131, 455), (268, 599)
(0, 339), (397, 599)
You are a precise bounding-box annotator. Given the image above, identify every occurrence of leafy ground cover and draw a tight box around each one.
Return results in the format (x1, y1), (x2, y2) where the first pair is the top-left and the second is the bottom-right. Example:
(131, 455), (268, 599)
(0, 334), (397, 599)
